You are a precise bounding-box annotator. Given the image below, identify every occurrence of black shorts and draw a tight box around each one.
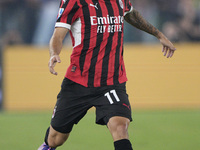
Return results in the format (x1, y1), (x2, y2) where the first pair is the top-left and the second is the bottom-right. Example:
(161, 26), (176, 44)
(51, 78), (132, 133)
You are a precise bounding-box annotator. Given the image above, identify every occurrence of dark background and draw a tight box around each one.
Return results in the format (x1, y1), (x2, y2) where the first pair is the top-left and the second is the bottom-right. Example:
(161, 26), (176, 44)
(0, 0), (200, 46)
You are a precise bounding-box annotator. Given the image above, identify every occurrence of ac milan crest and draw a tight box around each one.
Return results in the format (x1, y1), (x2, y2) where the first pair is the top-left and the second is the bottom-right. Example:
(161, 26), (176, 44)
(119, 0), (124, 9)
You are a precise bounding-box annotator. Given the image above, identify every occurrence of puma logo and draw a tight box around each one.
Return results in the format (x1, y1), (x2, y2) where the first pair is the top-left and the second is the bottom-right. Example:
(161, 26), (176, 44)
(123, 103), (130, 110)
(90, 3), (98, 9)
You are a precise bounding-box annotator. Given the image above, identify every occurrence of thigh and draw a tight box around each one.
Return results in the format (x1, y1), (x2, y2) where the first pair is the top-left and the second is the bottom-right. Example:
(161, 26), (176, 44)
(51, 78), (93, 133)
(94, 82), (132, 125)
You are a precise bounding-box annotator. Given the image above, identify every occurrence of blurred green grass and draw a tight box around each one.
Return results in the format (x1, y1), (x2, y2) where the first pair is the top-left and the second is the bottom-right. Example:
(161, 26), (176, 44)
(0, 110), (200, 150)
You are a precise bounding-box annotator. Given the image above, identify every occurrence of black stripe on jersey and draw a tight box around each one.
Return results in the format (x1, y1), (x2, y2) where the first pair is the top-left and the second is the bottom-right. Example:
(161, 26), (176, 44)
(121, 47), (124, 72)
(57, 0), (70, 22)
(113, 0), (123, 84)
(127, 1), (131, 10)
(100, 0), (115, 86)
(124, 0), (127, 9)
(88, 0), (104, 87)
(113, 34), (121, 84)
(79, 0), (91, 75)
(67, 2), (79, 24)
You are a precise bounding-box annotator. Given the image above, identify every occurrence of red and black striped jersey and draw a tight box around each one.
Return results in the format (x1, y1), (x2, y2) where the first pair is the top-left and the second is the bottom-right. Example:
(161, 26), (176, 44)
(55, 0), (133, 87)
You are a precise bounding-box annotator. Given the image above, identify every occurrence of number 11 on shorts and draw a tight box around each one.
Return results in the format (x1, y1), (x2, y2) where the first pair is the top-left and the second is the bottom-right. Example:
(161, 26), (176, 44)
(104, 90), (120, 104)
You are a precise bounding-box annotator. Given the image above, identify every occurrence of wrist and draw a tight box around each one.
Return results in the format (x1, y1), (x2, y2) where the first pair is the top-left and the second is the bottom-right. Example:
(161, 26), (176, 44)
(156, 31), (168, 41)
(50, 55), (59, 60)
(156, 31), (163, 39)
(49, 51), (59, 57)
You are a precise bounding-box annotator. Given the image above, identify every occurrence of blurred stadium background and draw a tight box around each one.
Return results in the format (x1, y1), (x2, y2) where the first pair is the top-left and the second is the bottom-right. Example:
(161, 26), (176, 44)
(0, 0), (200, 150)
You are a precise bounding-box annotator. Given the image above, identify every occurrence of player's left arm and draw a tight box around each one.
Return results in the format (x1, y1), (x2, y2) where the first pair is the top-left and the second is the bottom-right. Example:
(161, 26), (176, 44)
(124, 8), (176, 58)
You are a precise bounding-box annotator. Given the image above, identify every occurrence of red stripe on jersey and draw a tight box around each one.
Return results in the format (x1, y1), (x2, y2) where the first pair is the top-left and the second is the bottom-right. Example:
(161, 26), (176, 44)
(119, 1), (126, 82)
(119, 56), (127, 83)
(119, 37), (124, 82)
(60, 0), (64, 8)
(118, 31), (127, 84)
(93, 1), (109, 87)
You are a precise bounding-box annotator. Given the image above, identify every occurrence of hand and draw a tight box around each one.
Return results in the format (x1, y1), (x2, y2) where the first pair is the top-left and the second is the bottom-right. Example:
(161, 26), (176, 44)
(159, 34), (176, 58)
(48, 55), (61, 75)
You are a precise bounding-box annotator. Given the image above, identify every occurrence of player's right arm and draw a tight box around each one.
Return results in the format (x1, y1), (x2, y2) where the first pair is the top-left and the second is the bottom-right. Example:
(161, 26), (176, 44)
(48, 27), (68, 75)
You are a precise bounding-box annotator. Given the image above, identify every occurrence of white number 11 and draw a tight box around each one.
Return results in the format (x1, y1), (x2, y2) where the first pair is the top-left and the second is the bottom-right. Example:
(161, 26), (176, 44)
(104, 90), (120, 104)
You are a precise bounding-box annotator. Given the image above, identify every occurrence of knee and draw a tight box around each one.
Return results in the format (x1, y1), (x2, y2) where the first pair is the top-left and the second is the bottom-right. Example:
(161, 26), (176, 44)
(108, 117), (130, 140)
(113, 122), (129, 136)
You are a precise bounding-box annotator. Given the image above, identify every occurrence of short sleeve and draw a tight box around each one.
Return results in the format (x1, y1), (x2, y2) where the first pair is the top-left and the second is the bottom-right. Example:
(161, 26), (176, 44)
(124, 0), (133, 16)
(55, 0), (80, 30)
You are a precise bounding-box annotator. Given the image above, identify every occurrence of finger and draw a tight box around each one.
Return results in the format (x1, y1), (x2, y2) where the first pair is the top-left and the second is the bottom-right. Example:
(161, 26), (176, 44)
(53, 71), (58, 75)
(162, 46), (167, 53)
(48, 55), (61, 75)
(48, 58), (58, 75)
(166, 51), (170, 58)
(167, 50), (172, 58)
(49, 66), (58, 75)
(162, 46), (165, 52)
(163, 47), (168, 56)
(49, 57), (56, 67)
(56, 56), (61, 63)
(170, 50), (175, 58)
